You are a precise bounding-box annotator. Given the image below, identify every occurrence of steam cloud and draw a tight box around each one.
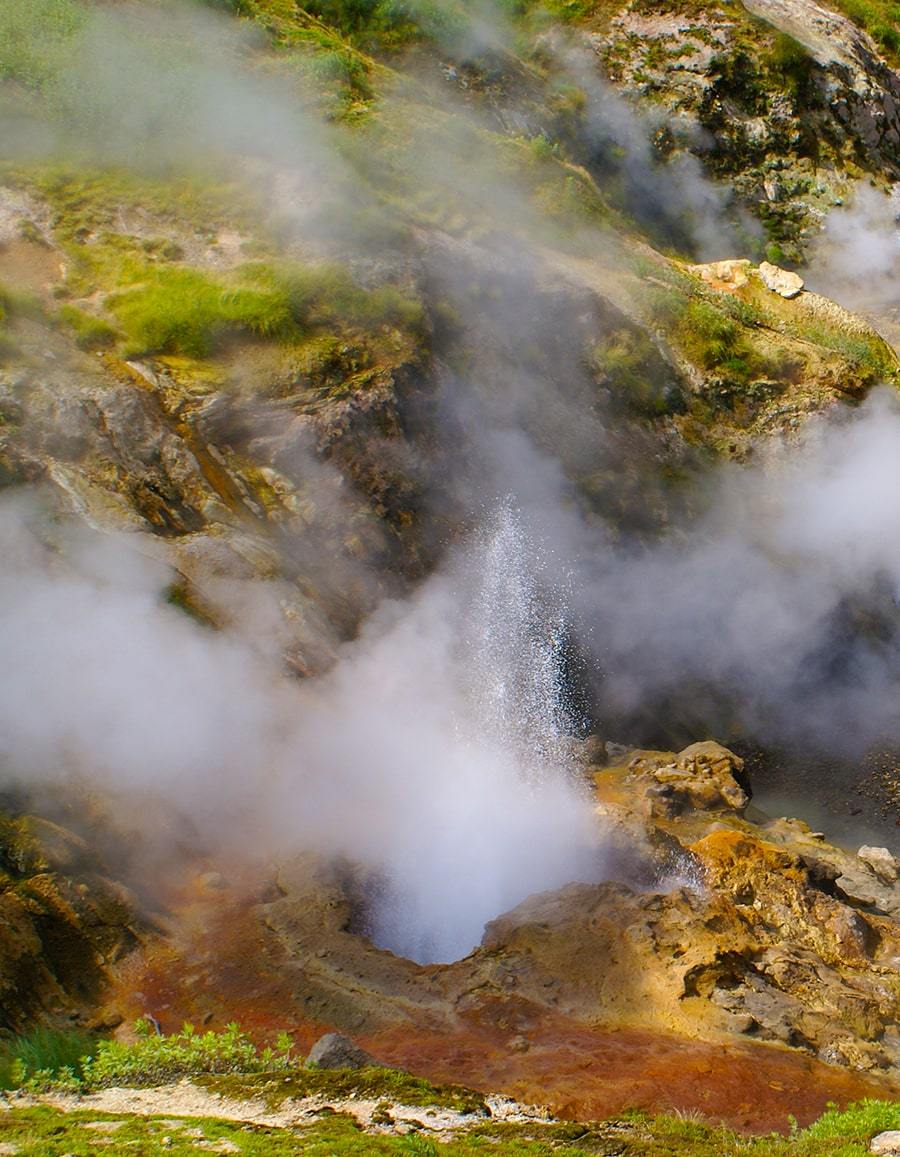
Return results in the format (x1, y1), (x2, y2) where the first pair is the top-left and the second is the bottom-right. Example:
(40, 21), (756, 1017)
(808, 184), (900, 313)
(582, 389), (900, 760)
(0, 498), (601, 964)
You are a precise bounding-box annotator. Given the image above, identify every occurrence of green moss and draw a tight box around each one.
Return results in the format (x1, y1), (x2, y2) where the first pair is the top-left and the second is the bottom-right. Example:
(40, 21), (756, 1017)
(200, 1067), (487, 1115)
(1, 1098), (899, 1155)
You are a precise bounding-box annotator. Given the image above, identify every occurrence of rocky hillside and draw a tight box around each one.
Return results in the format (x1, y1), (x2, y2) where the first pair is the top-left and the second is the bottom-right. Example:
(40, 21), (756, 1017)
(0, 0), (899, 1139)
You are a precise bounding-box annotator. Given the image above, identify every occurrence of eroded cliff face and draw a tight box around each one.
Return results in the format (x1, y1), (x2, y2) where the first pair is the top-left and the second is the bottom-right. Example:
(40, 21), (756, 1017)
(559, 0), (900, 264)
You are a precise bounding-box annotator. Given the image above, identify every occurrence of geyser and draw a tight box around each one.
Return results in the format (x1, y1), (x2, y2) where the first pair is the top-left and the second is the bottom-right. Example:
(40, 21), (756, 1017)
(304, 504), (605, 964)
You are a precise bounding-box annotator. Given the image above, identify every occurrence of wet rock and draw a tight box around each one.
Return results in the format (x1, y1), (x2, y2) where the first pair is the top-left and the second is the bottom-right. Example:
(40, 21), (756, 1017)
(759, 261), (805, 299)
(0, 813), (140, 1032)
(306, 1032), (378, 1070)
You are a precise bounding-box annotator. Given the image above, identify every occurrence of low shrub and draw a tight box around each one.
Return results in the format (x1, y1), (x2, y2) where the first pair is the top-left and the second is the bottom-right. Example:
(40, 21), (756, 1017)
(79, 1019), (295, 1090)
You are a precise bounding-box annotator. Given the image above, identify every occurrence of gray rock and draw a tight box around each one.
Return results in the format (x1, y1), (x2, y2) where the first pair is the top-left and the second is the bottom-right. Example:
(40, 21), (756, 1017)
(306, 1032), (377, 1070)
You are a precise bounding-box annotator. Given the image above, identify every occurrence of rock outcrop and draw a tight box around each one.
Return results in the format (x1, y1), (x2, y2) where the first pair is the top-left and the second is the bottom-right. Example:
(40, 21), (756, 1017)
(306, 1032), (379, 1070)
(0, 811), (140, 1033)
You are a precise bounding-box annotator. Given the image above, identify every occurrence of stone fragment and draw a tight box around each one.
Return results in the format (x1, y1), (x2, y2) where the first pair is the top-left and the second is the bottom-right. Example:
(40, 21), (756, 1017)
(687, 258), (751, 292)
(306, 1032), (378, 1070)
(633, 740), (749, 815)
(858, 845), (898, 884)
(871, 1132), (900, 1155)
(835, 873), (878, 907)
(759, 261), (805, 298)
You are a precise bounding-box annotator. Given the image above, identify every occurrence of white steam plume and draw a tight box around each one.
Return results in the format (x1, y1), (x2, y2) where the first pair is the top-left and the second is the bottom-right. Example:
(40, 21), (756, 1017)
(807, 183), (900, 314)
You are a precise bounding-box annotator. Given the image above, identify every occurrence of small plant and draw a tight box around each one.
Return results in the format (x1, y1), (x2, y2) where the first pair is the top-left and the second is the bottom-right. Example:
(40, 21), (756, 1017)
(802, 1098), (900, 1143)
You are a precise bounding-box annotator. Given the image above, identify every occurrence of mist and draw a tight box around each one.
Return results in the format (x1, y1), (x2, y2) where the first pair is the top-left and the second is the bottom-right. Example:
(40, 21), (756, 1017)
(0, 495), (603, 963)
(807, 183), (900, 314)
(583, 389), (900, 765)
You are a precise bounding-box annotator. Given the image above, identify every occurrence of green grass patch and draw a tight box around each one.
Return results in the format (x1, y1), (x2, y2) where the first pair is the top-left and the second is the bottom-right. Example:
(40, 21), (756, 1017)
(56, 304), (118, 350)
(0, 0), (85, 94)
(801, 324), (897, 384)
(102, 260), (423, 358)
(831, 0), (900, 63)
(199, 1066), (487, 1115)
(0, 1027), (95, 1091)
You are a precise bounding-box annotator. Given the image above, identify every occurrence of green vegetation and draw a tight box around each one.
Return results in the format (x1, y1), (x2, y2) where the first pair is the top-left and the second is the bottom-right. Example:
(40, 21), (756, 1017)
(200, 1067), (487, 1115)
(589, 329), (685, 417)
(676, 299), (768, 386)
(1, 1099), (899, 1155)
(801, 323), (897, 382)
(102, 261), (422, 358)
(0, 0), (84, 93)
(0, 1027), (95, 1091)
(0, 1021), (897, 1153)
(832, 0), (900, 61)
(56, 304), (118, 350)
(82, 1020), (295, 1089)
(10, 1021), (295, 1093)
(0, 280), (44, 361)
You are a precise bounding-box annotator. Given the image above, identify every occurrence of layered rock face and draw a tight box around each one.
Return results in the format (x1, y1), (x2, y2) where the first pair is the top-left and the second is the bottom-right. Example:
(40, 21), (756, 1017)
(0, 812), (139, 1034)
(743, 0), (900, 164)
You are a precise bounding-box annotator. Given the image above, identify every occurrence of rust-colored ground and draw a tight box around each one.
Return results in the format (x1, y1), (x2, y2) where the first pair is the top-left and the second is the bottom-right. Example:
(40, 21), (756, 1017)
(365, 1020), (897, 1134)
(104, 868), (899, 1135)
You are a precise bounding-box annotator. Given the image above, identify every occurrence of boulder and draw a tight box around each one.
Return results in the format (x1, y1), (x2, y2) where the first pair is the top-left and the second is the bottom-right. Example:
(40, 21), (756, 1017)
(306, 1032), (378, 1070)
(627, 741), (749, 815)
(759, 261), (805, 299)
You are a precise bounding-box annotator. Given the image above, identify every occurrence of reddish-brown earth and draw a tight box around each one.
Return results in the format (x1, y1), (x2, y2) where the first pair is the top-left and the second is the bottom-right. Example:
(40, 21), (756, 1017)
(102, 862), (899, 1135)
